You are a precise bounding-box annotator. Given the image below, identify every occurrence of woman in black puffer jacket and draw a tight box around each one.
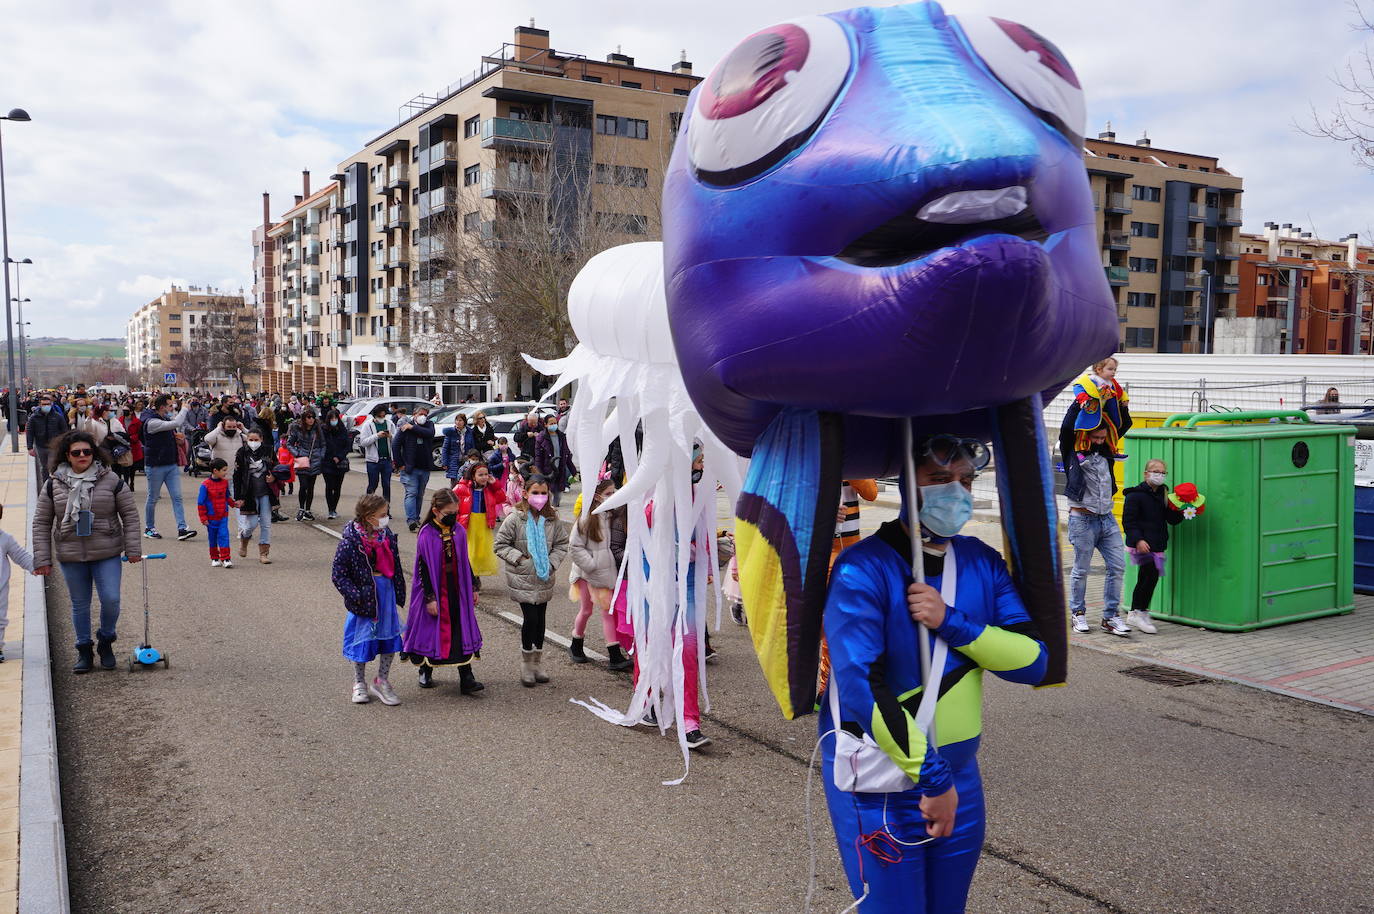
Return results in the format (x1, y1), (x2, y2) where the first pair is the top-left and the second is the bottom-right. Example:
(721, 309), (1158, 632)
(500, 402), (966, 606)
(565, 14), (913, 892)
(321, 409), (353, 520)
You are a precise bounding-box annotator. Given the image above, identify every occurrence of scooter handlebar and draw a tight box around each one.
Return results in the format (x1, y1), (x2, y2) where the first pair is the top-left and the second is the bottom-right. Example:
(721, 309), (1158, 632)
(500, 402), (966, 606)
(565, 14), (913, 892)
(123, 554), (167, 561)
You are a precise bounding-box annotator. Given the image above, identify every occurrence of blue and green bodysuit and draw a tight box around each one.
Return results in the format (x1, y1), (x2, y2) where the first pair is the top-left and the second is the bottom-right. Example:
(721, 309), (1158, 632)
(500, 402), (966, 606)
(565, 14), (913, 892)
(821, 521), (1046, 912)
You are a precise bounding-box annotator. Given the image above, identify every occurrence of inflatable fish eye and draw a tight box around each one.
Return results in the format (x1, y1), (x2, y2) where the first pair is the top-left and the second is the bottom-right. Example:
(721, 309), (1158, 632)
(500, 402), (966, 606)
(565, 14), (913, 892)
(688, 15), (851, 186)
(956, 15), (1086, 144)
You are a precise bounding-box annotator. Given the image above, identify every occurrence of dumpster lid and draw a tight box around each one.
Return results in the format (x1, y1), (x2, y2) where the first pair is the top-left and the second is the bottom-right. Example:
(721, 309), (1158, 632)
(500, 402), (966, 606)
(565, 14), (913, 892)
(1130, 410), (1357, 440)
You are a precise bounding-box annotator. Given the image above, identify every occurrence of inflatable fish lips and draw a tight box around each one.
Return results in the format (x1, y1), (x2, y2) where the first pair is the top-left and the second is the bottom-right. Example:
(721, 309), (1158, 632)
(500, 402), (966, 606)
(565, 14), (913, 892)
(663, 0), (1119, 462)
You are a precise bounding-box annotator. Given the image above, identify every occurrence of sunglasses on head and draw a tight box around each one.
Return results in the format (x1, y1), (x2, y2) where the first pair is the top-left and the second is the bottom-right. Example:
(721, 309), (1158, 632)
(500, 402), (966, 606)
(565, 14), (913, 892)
(68, 448), (93, 457)
(920, 435), (991, 470)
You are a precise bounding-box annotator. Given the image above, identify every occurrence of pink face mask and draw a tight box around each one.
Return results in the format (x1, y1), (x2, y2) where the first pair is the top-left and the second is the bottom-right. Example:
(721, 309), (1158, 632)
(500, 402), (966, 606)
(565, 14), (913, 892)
(527, 494), (549, 511)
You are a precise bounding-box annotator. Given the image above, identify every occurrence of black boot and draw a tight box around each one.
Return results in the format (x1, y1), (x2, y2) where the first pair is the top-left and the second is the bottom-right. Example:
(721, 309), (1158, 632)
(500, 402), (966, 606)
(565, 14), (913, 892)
(606, 644), (632, 672)
(73, 644), (94, 674)
(96, 637), (116, 670)
(458, 663), (484, 695)
(417, 663), (435, 689)
(568, 636), (589, 664)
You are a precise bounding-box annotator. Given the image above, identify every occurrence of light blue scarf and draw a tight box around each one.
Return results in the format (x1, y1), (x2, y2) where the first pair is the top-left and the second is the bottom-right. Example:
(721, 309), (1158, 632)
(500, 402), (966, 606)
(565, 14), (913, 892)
(526, 512), (550, 580)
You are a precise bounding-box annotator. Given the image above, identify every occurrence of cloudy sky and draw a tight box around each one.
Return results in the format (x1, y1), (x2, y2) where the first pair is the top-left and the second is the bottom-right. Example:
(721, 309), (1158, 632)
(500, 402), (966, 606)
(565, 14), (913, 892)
(2, 0), (1371, 340)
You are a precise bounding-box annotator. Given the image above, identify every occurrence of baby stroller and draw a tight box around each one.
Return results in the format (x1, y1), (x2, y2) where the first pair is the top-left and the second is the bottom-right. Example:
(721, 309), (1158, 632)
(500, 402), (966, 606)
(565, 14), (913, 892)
(188, 428), (214, 477)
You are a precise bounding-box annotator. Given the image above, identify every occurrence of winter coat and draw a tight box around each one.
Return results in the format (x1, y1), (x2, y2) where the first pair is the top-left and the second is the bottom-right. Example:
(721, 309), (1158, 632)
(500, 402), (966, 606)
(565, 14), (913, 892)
(533, 430), (575, 489)
(454, 480), (507, 530)
(183, 404), (211, 433)
(203, 425), (248, 467)
(331, 521), (405, 618)
(494, 509), (569, 604)
(24, 408), (69, 452)
(395, 419), (437, 472)
(1058, 404), (1119, 505)
(232, 444), (275, 513)
(440, 426), (476, 477)
(570, 513), (618, 589)
(1122, 481), (1183, 553)
(513, 419), (542, 462)
(357, 417), (399, 464)
(286, 420), (326, 475)
(469, 420), (497, 453)
(32, 464), (141, 567)
(125, 414), (144, 463)
(322, 424), (352, 476)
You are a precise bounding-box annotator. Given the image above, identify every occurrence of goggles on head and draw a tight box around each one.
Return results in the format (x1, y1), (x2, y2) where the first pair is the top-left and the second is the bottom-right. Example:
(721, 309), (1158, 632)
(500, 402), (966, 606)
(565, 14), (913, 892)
(919, 434), (991, 471)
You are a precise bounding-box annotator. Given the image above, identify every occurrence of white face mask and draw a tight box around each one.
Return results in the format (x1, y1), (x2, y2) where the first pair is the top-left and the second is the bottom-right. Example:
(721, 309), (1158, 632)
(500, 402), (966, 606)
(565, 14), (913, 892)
(1146, 472), (1167, 486)
(248, 441), (262, 451)
(415, 415), (427, 424)
(376, 516), (391, 529)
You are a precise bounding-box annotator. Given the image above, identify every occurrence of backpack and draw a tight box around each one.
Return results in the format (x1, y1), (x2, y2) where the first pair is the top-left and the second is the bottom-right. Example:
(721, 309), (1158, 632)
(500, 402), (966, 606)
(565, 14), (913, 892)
(105, 420), (133, 466)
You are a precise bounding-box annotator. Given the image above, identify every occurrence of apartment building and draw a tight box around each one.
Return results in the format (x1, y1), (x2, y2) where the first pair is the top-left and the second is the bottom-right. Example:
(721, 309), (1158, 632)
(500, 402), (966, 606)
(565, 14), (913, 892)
(125, 286), (256, 389)
(261, 173), (341, 393)
(1085, 128), (1244, 354)
(1228, 224), (1374, 354)
(327, 23), (699, 401)
(251, 194), (277, 385)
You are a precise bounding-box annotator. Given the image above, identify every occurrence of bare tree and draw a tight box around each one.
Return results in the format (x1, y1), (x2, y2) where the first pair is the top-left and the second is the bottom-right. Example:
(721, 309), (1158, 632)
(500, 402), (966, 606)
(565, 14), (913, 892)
(197, 296), (263, 394)
(415, 128), (667, 395)
(1308, 3), (1374, 169)
(167, 345), (214, 389)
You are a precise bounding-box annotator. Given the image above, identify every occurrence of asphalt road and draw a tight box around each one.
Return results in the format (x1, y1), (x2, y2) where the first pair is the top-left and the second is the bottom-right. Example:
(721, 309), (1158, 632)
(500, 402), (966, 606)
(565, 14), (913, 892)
(44, 470), (1374, 913)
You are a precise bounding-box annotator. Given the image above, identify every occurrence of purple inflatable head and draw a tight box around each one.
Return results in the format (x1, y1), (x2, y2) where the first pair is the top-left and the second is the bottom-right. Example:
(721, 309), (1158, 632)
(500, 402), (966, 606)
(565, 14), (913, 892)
(663, 0), (1117, 475)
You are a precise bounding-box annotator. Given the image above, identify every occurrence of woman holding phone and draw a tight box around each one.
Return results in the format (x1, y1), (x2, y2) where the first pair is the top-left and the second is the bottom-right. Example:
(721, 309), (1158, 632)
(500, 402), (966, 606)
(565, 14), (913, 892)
(32, 430), (142, 673)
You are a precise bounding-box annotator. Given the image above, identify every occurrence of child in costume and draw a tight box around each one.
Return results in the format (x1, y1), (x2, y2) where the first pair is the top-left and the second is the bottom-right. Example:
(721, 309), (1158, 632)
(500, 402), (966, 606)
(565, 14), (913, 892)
(403, 489), (484, 695)
(494, 475), (569, 687)
(331, 494), (404, 706)
(196, 458), (233, 567)
(1122, 458), (1184, 635)
(568, 479), (633, 670)
(1069, 356), (1132, 457)
(454, 461), (506, 589)
(820, 435), (1047, 913)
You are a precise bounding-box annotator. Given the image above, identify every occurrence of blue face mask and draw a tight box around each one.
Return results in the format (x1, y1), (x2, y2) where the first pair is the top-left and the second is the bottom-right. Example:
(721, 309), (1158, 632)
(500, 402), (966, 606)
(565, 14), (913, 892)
(916, 481), (974, 538)
(39, 404), (51, 414)
(547, 423), (559, 433)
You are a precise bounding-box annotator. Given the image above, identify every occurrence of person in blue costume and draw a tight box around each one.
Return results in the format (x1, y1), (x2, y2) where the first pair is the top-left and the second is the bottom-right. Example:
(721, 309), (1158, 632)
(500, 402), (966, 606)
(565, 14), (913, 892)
(820, 435), (1048, 913)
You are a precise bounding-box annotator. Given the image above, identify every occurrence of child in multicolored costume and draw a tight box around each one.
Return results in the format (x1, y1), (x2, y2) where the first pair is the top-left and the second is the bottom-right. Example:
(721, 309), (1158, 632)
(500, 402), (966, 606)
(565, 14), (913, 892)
(403, 489), (484, 695)
(1069, 357), (1131, 457)
(820, 435), (1046, 912)
(331, 494), (405, 707)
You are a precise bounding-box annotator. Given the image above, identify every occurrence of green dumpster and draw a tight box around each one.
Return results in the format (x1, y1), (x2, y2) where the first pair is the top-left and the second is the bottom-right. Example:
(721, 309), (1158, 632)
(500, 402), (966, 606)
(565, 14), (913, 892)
(1123, 410), (1356, 631)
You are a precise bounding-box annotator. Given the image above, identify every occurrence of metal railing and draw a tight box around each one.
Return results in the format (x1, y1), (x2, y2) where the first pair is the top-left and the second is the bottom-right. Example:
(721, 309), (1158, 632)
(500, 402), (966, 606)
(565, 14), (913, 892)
(1106, 192), (1131, 212)
(1104, 230), (1130, 248)
(481, 117), (554, 144)
(1221, 206), (1243, 223)
(1105, 265), (1129, 284)
(1185, 237), (1205, 253)
(1184, 271), (1204, 287)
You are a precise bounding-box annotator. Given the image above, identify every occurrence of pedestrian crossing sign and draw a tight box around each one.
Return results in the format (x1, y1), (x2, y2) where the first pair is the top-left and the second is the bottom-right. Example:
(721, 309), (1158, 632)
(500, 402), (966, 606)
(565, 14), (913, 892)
(164, 372), (176, 383)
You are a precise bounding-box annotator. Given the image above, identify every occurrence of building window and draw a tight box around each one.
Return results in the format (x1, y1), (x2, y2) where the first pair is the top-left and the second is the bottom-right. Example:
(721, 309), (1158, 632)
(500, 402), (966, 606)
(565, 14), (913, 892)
(673, 88), (691, 96)
(1125, 327), (1155, 348)
(595, 115), (649, 139)
(1301, 276), (1310, 288)
(582, 75), (603, 83)
(463, 116), (480, 139)
(596, 212), (649, 235)
(1333, 278), (1344, 291)
(1329, 339), (1339, 351)
(463, 211), (481, 233)
(1298, 338), (1306, 350)
(463, 164), (480, 186)
(594, 163), (648, 187)
(1257, 274), (1270, 286)
(1130, 221), (1160, 238)
(1127, 292), (1157, 308)
(621, 80), (641, 89)
(668, 111), (683, 140)
(1128, 257), (1158, 273)
(1283, 248), (1295, 257)
(1131, 185), (1161, 202)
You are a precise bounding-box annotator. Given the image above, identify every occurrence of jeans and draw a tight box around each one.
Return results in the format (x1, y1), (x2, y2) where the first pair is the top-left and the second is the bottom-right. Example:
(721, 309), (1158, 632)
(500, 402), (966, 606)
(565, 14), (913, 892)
(144, 463), (187, 531)
(60, 555), (123, 647)
(366, 458), (393, 503)
(238, 496), (273, 545)
(1067, 511), (1125, 618)
(400, 468), (431, 524)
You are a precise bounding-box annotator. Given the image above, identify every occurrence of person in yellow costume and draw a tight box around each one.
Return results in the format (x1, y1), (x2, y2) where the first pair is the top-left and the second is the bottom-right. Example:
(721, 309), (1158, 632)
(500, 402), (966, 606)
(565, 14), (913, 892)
(1068, 356), (1131, 457)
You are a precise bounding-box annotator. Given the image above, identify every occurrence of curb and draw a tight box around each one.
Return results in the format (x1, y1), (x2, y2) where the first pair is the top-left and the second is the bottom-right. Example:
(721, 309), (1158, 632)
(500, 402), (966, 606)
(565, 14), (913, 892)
(18, 448), (70, 914)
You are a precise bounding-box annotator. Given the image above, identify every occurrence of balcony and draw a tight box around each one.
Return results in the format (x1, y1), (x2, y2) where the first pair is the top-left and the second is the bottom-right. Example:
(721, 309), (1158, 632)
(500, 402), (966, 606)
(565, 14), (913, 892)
(1219, 241), (1242, 259)
(427, 187), (459, 214)
(1105, 193), (1132, 214)
(1104, 230), (1130, 250)
(343, 291), (360, 314)
(1218, 274), (1240, 292)
(1185, 237), (1205, 254)
(387, 285), (411, 306)
(386, 206), (409, 231)
(302, 223), (319, 237)
(380, 324), (411, 346)
(283, 287), (300, 301)
(1220, 206), (1243, 225)
(1218, 308), (1237, 319)
(386, 247), (409, 270)
(481, 117), (554, 149)
(1117, 306), (1128, 324)
(1105, 265), (1130, 286)
(1256, 304), (1288, 320)
(1187, 202), (1205, 221)
(426, 140), (460, 170)
(481, 169), (544, 198)
(1181, 307), (1202, 324)
(385, 166), (410, 191)
(1183, 271), (1204, 289)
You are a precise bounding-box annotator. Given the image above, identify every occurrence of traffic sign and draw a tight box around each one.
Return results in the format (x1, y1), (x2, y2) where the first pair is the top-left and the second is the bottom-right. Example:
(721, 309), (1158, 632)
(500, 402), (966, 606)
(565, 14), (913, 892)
(163, 372), (176, 384)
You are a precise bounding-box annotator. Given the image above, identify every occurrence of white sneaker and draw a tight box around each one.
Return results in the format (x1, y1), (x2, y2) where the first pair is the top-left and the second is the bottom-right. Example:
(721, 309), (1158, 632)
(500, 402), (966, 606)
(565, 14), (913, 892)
(222, 559), (233, 568)
(1101, 616), (1132, 637)
(1126, 610), (1158, 634)
(1072, 613), (1090, 633)
(211, 559), (222, 567)
(369, 677), (402, 706)
(351, 683), (370, 704)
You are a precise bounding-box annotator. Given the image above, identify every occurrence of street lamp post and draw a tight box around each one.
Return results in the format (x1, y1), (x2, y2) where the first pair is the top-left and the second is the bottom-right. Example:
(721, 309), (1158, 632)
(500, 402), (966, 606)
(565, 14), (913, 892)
(1200, 269), (1212, 354)
(0, 108), (31, 453)
(7, 257), (31, 386)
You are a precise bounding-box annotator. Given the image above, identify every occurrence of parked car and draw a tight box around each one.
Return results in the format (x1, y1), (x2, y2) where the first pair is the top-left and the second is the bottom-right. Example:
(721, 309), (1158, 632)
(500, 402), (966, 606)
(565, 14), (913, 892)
(427, 409), (548, 467)
(342, 397), (437, 454)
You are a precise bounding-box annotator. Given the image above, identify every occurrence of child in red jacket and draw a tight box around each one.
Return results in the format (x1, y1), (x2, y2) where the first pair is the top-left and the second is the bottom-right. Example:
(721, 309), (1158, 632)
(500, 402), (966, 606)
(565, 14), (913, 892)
(197, 459), (234, 567)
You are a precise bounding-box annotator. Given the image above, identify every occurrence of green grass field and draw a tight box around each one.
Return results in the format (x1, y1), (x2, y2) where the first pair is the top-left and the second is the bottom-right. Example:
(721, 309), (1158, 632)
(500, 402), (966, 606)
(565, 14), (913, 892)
(30, 340), (126, 359)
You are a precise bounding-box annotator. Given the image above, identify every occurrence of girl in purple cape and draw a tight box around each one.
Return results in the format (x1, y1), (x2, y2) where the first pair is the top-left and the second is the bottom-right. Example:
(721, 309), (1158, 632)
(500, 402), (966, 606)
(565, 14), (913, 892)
(402, 489), (485, 695)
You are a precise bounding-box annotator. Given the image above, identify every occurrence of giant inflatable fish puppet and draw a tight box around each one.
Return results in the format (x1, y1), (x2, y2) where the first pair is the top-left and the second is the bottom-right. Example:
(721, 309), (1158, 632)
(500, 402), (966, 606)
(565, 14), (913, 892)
(662, 1), (1119, 718)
